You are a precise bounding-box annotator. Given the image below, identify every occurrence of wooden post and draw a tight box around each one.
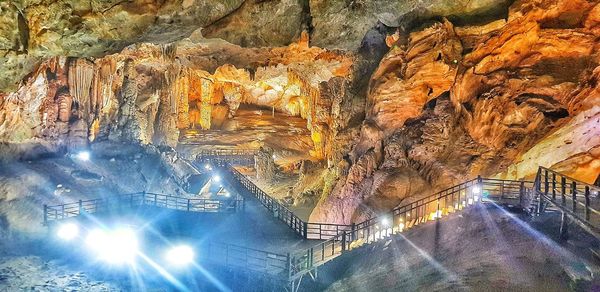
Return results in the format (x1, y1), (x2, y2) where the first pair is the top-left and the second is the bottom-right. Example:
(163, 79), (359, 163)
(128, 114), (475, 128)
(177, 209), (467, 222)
(303, 221), (308, 239)
(561, 177), (566, 205)
(572, 181), (577, 212)
(585, 186), (591, 221)
(43, 205), (48, 225)
(341, 232), (347, 251)
(544, 169), (549, 197)
(351, 223), (356, 241)
(78, 200), (83, 215)
(551, 173), (556, 201)
(519, 181), (525, 207)
(187, 199), (191, 212)
(560, 211), (569, 240)
(287, 253), (292, 281)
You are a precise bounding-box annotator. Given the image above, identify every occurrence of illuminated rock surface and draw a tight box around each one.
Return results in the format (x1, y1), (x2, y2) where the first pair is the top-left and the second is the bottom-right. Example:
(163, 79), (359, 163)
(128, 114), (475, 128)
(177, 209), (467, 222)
(1, 0), (600, 290)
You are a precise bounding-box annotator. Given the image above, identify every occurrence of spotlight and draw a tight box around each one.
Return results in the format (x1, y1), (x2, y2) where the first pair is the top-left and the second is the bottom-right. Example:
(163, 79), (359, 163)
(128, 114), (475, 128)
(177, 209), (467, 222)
(213, 175), (221, 182)
(166, 245), (195, 266)
(76, 151), (90, 161)
(472, 186), (481, 194)
(381, 218), (390, 227)
(204, 164), (211, 170)
(86, 227), (138, 264)
(57, 223), (79, 241)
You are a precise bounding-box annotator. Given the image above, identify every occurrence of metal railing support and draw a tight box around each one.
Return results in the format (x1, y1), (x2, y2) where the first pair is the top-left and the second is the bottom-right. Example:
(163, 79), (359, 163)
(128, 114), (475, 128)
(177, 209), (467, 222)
(585, 186), (591, 221)
(43, 204), (47, 226)
(572, 181), (577, 212)
(561, 177), (566, 205)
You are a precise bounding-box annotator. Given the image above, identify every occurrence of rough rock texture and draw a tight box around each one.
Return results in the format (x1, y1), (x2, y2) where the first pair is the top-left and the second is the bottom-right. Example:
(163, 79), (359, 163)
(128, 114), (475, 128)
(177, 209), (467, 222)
(0, 36), (352, 160)
(0, 0), (514, 92)
(309, 0), (513, 50)
(311, 0), (600, 224)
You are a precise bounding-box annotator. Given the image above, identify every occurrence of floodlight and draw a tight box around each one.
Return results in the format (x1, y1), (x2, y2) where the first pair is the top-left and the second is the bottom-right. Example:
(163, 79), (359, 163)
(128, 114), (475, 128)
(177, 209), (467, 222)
(57, 223), (79, 241)
(472, 186), (481, 194)
(381, 218), (390, 227)
(86, 227), (138, 264)
(76, 151), (90, 161)
(166, 245), (195, 266)
(213, 175), (221, 182)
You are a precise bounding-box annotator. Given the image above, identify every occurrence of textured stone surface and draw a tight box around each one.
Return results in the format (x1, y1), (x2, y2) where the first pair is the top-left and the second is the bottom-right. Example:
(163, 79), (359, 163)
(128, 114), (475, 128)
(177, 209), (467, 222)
(311, 0), (600, 224)
(0, 0), (515, 92)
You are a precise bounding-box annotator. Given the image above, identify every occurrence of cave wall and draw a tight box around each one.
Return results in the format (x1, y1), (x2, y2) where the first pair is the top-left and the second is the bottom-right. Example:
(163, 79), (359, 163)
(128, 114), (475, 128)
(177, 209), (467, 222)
(0, 36), (353, 161)
(310, 0), (600, 224)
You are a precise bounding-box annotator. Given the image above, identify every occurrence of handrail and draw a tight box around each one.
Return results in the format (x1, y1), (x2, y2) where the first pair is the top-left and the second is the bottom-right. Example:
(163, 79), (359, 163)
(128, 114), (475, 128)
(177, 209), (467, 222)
(217, 163), (352, 240)
(535, 166), (600, 239)
(205, 241), (289, 276)
(43, 192), (244, 224)
(288, 177), (534, 280)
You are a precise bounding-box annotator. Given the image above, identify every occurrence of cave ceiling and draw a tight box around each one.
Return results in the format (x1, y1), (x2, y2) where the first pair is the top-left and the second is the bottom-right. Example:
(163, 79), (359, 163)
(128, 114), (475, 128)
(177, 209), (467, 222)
(0, 0), (513, 92)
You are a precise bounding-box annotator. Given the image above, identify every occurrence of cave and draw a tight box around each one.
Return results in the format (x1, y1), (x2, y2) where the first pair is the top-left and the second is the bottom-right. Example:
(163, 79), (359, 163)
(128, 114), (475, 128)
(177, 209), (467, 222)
(1, 0), (600, 291)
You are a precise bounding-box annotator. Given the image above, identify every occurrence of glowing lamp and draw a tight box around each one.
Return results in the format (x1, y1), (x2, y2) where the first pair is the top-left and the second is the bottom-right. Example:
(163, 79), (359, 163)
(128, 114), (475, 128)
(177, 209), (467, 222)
(213, 175), (221, 182)
(57, 223), (79, 241)
(166, 245), (195, 266)
(381, 218), (390, 227)
(204, 164), (211, 170)
(86, 228), (138, 264)
(76, 151), (90, 161)
(472, 186), (481, 194)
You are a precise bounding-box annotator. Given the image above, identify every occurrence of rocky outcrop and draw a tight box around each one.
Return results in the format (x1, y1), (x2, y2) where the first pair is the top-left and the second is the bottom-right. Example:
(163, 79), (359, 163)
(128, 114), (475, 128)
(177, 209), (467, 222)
(0, 36), (352, 161)
(0, 0), (515, 93)
(311, 0), (600, 224)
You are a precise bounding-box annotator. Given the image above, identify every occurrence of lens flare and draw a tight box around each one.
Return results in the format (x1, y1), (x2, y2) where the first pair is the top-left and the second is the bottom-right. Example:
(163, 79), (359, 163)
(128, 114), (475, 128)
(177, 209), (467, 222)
(166, 245), (195, 266)
(57, 223), (79, 240)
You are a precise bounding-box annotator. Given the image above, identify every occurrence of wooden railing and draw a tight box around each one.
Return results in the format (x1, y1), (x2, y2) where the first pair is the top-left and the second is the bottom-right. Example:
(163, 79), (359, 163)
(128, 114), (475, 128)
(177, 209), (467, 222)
(535, 166), (600, 239)
(220, 163), (352, 240)
(195, 149), (257, 166)
(43, 192), (244, 225)
(288, 177), (534, 281)
(205, 242), (290, 276)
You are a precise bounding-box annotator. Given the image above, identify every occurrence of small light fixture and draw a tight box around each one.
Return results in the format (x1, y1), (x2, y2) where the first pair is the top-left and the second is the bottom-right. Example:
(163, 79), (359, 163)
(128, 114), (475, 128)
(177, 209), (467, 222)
(166, 245), (195, 266)
(76, 151), (90, 161)
(213, 175), (221, 182)
(381, 218), (390, 227)
(57, 223), (79, 241)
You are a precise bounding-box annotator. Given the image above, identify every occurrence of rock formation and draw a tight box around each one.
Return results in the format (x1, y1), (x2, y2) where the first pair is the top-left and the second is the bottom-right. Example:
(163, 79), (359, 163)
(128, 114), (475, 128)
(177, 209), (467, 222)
(0, 0), (599, 227)
(311, 0), (600, 224)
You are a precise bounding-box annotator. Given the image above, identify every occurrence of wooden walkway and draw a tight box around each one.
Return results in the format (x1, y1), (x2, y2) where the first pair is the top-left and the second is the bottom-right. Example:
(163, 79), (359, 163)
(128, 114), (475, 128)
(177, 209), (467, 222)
(536, 167), (600, 240)
(43, 192), (244, 225)
(48, 148), (597, 292)
(198, 154), (540, 291)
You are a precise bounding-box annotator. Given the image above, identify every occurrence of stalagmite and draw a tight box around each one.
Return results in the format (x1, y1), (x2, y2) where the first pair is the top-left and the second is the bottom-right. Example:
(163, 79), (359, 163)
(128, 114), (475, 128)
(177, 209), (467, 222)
(57, 92), (72, 122)
(67, 59), (94, 121)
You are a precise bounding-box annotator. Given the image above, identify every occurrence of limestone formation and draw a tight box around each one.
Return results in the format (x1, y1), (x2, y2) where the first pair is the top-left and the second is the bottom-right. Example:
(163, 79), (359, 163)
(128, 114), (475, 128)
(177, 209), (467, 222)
(0, 0), (599, 230)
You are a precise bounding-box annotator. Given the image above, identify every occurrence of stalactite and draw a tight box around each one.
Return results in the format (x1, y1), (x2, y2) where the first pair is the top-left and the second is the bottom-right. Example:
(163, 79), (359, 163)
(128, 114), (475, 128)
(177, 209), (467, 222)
(199, 77), (213, 130)
(160, 43), (177, 61)
(223, 82), (242, 118)
(57, 92), (72, 122)
(67, 59), (94, 121)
